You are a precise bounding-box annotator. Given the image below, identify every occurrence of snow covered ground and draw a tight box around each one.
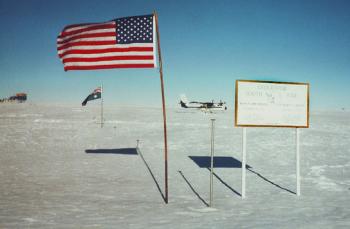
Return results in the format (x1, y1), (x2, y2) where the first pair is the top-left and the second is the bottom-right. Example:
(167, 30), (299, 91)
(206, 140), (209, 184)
(0, 103), (349, 228)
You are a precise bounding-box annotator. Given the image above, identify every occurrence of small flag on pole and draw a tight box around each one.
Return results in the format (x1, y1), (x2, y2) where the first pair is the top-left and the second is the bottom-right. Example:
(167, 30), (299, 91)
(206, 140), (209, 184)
(57, 14), (156, 71)
(82, 87), (102, 106)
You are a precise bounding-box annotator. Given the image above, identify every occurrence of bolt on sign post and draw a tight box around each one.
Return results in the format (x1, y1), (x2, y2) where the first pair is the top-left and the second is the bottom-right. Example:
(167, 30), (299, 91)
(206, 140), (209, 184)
(235, 80), (309, 198)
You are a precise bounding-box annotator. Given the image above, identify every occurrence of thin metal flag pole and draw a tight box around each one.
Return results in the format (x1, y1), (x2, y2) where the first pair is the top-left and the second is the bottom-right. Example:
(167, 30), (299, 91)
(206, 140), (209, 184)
(209, 119), (215, 207)
(154, 11), (169, 204)
(101, 84), (103, 128)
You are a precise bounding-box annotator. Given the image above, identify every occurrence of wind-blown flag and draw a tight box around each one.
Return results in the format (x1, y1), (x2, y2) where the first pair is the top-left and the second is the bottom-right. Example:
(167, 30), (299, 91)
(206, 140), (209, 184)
(57, 14), (156, 71)
(82, 87), (102, 106)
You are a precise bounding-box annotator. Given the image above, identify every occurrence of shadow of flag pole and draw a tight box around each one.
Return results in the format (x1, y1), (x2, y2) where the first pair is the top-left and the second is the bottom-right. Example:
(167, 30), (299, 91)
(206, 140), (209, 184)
(154, 11), (169, 204)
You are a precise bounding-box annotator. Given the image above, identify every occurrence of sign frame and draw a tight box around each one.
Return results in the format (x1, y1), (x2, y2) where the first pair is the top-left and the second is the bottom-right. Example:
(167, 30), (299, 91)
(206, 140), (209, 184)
(235, 80), (310, 128)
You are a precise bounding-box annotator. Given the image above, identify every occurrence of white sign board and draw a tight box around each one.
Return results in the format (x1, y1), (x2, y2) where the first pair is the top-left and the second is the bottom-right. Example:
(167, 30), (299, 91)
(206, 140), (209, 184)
(235, 80), (309, 128)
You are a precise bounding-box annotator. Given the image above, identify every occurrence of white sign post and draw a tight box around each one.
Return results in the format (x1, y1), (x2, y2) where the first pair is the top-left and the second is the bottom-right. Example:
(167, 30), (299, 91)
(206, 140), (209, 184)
(296, 128), (300, 196)
(242, 127), (247, 199)
(235, 80), (309, 198)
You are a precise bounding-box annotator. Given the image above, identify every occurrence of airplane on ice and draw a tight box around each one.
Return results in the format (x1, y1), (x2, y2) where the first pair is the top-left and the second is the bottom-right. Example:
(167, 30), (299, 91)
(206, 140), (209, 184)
(179, 94), (227, 112)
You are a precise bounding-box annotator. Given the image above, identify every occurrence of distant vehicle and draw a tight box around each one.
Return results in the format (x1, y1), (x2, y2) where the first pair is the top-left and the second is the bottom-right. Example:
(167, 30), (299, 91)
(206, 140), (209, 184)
(8, 93), (27, 103)
(179, 94), (227, 112)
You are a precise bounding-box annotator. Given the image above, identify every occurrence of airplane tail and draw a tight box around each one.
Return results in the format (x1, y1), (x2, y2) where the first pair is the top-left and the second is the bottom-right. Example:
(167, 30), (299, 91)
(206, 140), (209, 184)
(179, 94), (189, 108)
(179, 100), (188, 108)
(180, 94), (188, 103)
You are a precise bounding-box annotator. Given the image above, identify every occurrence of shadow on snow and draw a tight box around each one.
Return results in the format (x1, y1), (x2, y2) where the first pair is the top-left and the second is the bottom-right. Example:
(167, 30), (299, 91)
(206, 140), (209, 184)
(178, 170), (209, 207)
(188, 155), (296, 197)
(137, 147), (167, 203)
(85, 148), (138, 155)
(189, 156), (251, 168)
(85, 147), (167, 203)
(246, 168), (296, 195)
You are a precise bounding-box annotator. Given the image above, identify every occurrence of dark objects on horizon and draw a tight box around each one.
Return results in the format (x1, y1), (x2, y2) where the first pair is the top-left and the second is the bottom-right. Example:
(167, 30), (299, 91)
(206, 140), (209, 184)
(0, 93), (27, 103)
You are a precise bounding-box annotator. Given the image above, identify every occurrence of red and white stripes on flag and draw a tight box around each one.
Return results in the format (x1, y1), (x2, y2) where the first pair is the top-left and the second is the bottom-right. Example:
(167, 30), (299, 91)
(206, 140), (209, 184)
(57, 15), (156, 71)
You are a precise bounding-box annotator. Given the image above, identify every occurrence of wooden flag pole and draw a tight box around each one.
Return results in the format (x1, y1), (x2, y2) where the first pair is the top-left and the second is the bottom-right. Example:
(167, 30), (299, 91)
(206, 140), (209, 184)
(154, 11), (169, 204)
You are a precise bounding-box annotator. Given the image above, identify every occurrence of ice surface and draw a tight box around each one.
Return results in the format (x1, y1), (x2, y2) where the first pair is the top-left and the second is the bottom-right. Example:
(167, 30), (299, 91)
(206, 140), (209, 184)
(0, 103), (349, 228)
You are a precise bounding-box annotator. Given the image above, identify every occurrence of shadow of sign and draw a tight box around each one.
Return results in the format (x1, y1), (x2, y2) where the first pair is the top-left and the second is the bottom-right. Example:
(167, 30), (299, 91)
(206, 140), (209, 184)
(85, 148), (138, 155)
(189, 155), (295, 195)
(189, 156), (252, 168)
(188, 156), (245, 198)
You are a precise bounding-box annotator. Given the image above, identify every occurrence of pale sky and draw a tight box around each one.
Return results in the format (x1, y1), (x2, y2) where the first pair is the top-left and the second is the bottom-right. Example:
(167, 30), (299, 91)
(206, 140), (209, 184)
(1, 0), (349, 109)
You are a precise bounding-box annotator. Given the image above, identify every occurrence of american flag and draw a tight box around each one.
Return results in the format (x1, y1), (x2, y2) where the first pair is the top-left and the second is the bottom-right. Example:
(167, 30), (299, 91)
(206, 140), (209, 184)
(57, 14), (156, 71)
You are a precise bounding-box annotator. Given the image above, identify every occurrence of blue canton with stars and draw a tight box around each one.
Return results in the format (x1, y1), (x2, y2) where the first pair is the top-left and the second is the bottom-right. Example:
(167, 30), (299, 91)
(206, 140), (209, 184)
(115, 14), (153, 44)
